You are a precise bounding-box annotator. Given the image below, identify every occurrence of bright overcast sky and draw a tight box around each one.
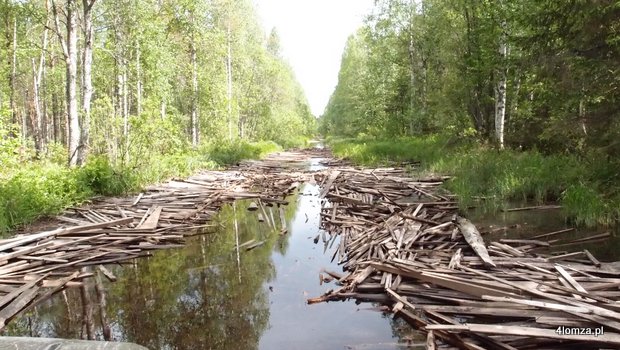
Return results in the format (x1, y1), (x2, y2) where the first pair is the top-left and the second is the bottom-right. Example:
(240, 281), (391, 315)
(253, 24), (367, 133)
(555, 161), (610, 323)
(254, 0), (374, 116)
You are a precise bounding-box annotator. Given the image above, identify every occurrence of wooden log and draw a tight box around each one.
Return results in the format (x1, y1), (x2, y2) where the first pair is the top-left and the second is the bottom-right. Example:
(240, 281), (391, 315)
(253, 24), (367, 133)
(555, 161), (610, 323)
(529, 227), (575, 240)
(503, 205), (562, 212)
(454, 216), (495, 267)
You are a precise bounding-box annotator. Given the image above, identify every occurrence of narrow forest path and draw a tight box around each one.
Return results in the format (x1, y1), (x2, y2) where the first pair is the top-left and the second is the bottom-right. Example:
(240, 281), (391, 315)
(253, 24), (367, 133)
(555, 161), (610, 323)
(0, 147), (619, 349)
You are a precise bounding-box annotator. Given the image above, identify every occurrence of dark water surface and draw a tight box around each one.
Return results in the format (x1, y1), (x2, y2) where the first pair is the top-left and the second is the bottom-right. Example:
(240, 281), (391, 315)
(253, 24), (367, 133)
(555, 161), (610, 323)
(3, 159), (415, 349)
(468, 204), (620, 261)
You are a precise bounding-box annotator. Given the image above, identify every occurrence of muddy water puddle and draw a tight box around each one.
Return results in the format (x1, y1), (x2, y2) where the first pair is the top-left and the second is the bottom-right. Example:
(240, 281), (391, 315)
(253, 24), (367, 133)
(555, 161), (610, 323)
(469, 204), (620, 261)
(3, 159), (416, 349)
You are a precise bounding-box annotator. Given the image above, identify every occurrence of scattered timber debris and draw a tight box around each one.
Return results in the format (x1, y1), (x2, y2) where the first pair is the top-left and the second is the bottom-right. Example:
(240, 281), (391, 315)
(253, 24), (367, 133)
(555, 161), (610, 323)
(0, 149), (323, 330)
(308, 163), (620, 349)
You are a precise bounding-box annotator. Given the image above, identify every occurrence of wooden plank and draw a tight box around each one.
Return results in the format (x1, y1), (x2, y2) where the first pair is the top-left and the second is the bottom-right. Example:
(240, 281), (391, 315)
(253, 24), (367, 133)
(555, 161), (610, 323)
(584, 249), (601, 267)
(0, 285), (40, 328)
(482, 295), (590, 314)
(0, 274), (48, 310)
(529, 228), (575, 240)
(555, 265), (589, 295)
(137, 205), (162, 230)
(97, 265), (117, 282)
(426, 324), (620, 345)
(455, 216), (495, 267)
(503, 205), (562, 212)
(319, 170), (341, 198)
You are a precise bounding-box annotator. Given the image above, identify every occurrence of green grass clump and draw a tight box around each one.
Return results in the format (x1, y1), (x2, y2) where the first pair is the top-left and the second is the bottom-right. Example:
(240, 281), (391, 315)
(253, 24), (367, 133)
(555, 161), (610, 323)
(0, 164), (90, 231)
(0, 139), (283, 234)
(329, 135), (620, 227)
(329, 135), (454, 165)
(205, 140), (281, 166)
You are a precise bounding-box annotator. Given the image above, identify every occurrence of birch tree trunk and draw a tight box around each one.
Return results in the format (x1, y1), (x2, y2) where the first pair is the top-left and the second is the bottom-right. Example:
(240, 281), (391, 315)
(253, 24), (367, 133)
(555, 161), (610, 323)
(32, 1), (50, 155)
(32, 59), (43, 154)
(114, 23), (129, 163)
(226, 24), (233, 140)
(190, 36), (199, 146)
(78, 0), (96, 165)
(136, 40), (142, 117)
(495, 20), (507, 150)
(408, 31), (416, 135)
(53, 0), (81, 166)
(9, 16), (17, 130)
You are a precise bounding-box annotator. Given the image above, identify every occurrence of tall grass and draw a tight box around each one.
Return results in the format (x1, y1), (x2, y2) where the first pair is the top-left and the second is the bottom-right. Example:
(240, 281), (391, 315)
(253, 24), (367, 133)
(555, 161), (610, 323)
(329, 136), (620, 227)
(0, 140), (281, 234)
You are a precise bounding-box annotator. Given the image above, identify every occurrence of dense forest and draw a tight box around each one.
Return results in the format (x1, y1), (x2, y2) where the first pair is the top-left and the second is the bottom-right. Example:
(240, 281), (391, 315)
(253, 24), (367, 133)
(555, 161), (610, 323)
(321, 0), (620, 225)
(0, 0), (315, 231)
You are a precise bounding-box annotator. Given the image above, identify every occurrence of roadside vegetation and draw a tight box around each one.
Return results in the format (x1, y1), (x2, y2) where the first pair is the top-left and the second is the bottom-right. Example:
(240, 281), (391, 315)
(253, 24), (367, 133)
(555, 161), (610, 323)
(330, 136), (619, 227)
(0, 0), (315, 233)
(321, 1), (619, 227)
(0, 138), (281, 233)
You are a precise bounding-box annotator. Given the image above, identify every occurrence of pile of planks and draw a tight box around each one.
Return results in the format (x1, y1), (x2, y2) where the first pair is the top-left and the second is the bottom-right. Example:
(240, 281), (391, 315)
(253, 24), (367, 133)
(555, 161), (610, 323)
(0, 150), (321, 330)
(309, 167), (620, 349)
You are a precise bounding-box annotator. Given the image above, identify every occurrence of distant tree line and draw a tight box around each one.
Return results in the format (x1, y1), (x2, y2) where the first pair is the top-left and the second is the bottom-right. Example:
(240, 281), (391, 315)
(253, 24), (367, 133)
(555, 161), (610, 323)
(321, 0), (619, 155)
(0, 0), (315, 167)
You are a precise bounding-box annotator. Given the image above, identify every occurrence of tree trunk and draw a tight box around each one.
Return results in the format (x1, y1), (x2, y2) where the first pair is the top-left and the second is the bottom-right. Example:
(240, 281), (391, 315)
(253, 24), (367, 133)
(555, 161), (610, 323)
(160, 101), (166, 120)
(408, 31), (416, 136)
(579, 98), (587, 136)
(190, 37), (198, 146)
(136, 40), (142, 117)
(54, 0), (81, 166)
(226, 24), (233, 140)
(32, 4), (50, 155)
(67, 0), (80, 165)
(78, 0), (96, 165)
(9, 16), (17, 130)
(113, 11), (128, 163)
(52, 89), (60, 143)
(32, 59), (43, 154)
(494, 21), (507, 150)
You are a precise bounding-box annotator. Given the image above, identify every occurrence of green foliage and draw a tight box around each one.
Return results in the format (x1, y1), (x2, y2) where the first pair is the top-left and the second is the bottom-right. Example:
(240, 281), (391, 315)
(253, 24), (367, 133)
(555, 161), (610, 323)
(0, 0), (316, 234)
(0, 138), (280, 233)
(205, 140), (281, 166)
(77, 156), (137, 196)
(329, 136), (620, 226)
(322, 0), (620, 228)
(322, 0), (620, 153)
(0, 165), (90, 233)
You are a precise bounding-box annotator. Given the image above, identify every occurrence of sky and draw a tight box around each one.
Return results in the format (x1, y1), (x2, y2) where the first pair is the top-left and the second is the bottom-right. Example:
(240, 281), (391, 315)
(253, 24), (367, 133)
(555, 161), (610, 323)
(254, 0), (374, 116)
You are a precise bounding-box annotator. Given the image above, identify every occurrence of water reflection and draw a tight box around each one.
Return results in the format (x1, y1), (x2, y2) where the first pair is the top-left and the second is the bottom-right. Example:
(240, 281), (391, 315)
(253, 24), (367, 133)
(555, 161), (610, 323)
(468, 203), (620, 261)
(3, 194), (298, 348)
(4, 182), (410, 349)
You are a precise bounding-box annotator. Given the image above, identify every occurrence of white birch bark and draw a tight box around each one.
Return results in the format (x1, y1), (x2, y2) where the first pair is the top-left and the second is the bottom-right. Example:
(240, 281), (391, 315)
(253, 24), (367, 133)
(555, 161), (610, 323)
(78, 0), (96, 165)
(495, 20), (507, 150)
(226, 24), (233, 140)
(190, 35), (199, 146)
(53, 0), (80, 166)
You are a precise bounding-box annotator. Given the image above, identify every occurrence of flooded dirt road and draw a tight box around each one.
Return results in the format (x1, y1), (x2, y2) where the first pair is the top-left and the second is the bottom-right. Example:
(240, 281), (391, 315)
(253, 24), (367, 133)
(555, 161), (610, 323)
(2, 147), (619, 349)
(3, 154), (417, 349)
